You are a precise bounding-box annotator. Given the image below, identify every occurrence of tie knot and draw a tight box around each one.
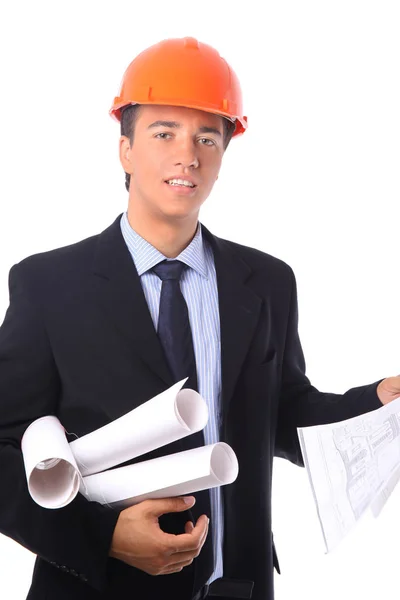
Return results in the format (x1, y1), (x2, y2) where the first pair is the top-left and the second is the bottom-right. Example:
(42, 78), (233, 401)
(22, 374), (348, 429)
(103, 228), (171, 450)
(152, 260), (185, 281)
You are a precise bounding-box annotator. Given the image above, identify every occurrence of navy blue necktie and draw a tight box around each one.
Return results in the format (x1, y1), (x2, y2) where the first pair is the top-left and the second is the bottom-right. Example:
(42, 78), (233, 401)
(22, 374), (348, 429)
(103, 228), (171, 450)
(152, 260), (198, 390)
(152, 259), (214, 592)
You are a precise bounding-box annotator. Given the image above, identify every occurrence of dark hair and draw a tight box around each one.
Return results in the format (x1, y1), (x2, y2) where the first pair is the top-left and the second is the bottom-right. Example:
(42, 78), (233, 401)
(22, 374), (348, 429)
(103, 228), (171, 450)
(120, 104), (237, 192)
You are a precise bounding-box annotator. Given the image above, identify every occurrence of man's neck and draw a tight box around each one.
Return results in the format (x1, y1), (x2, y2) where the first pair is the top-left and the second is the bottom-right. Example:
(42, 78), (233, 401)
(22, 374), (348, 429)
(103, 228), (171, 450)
(126, 210), (198, 258)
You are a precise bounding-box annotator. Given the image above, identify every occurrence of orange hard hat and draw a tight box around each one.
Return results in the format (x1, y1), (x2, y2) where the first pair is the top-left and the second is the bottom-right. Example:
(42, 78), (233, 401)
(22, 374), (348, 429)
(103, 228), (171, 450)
(110, 37), (247, 137)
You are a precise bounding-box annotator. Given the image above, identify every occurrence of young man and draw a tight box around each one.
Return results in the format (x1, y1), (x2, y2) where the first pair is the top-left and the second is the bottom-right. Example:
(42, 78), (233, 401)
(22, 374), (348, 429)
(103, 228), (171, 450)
(0, 36), (399, 600)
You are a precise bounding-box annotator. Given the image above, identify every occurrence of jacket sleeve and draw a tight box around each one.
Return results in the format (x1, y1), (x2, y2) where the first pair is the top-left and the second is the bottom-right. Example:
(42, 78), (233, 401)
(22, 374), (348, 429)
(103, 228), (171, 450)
(0, 263), (120, 593)
(275, 265), (384, 466)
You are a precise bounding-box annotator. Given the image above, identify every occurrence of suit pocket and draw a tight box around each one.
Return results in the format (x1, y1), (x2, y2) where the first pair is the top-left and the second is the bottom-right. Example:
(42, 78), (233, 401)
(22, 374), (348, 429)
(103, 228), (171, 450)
(239, 350), (277, 391)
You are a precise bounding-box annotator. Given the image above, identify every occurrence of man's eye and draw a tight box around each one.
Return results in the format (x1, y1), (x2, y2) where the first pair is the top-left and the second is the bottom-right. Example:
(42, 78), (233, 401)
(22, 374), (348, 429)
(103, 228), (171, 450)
(154, 133), (214, 145)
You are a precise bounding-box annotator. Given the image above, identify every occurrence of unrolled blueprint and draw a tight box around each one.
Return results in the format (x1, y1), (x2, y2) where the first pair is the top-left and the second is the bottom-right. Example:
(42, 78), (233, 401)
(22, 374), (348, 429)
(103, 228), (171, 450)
(298, 395), (400, 552)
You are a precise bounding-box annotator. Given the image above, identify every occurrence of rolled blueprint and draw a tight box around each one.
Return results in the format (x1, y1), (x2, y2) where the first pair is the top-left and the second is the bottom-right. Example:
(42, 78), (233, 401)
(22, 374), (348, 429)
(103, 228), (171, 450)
(21, 416), (81, 509)
(80, 442), (239, 509)
(70, 378), (208, 476)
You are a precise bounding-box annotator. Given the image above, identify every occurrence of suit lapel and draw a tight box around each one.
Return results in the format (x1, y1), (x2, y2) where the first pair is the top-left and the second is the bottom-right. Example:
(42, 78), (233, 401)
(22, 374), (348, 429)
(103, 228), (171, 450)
(202, 225), (262, 421)
(90, 215), (262, 417)
(91, 214), (173, 387)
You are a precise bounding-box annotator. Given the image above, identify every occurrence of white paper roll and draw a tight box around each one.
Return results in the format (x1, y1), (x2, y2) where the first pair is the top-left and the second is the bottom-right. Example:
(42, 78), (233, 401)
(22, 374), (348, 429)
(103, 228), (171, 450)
(21, 416), (81, 509)
(80, 442), (239, 509)
(70, 378), (208, 476)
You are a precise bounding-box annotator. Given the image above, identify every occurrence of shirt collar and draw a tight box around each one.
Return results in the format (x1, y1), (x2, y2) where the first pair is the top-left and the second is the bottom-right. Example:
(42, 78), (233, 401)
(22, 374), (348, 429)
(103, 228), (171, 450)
(120, 212), (208, 279)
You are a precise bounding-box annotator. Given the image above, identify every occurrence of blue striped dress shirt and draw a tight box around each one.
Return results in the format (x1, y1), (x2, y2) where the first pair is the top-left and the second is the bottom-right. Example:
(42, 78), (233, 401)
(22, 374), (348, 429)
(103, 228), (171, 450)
(120, 211), (223, 584)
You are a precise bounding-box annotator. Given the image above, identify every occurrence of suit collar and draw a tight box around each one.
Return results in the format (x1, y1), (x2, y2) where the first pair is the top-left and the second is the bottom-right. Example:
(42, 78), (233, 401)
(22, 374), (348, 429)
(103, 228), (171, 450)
(120, 211), (208, 279)
(92, 214), (262, 417)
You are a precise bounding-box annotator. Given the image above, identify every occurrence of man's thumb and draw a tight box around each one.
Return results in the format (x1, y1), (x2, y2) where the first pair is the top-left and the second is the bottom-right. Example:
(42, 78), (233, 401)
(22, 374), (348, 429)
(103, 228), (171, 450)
(148, 496), (196, 517)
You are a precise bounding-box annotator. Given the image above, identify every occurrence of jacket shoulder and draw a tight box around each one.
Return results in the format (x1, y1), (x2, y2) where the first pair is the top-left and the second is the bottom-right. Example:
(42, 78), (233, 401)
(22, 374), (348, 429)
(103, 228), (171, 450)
(212, 232), (294, 279)
(8, 231), (102, 298)
(13, 231), (101, 275)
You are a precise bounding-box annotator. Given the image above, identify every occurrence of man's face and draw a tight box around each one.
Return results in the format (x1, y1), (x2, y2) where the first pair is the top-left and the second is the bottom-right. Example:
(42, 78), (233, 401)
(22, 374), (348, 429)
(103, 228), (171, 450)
(120, 104), (225, 222)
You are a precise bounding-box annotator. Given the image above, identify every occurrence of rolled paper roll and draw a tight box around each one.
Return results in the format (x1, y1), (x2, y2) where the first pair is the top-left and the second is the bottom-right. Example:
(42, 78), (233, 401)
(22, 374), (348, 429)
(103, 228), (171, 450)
(70, 378), (208, 476)
(80, 442), (239, 509)
(21, 416), (81, 509)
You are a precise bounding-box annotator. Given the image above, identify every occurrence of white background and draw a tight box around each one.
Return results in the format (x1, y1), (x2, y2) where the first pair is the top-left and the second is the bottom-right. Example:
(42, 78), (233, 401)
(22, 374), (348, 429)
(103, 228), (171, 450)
(0, 1), (399, 598)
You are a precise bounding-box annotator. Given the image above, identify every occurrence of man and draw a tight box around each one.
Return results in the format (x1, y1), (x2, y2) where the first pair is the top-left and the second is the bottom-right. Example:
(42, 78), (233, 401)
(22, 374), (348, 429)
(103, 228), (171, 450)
(0, 36), (399, 600)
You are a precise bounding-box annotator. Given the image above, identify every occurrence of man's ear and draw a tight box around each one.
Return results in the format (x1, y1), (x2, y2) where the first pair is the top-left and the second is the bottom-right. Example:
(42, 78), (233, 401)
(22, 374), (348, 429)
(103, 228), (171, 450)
(119, 136), (133, 174)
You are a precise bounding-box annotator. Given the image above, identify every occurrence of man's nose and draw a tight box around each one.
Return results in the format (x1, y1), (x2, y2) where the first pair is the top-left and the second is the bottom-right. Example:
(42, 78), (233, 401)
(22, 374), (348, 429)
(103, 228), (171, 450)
(174, 139), (199, 168)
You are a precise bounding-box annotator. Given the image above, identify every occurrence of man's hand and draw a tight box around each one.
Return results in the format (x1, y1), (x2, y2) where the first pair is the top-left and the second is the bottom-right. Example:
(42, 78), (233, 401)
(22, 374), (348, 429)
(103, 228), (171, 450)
(109, 496), (209, 575)
(377, 376), (400, 405)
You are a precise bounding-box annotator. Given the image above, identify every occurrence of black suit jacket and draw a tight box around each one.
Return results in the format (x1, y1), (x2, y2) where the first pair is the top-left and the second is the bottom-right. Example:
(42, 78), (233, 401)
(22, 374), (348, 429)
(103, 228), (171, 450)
(0, 214), (383, 600)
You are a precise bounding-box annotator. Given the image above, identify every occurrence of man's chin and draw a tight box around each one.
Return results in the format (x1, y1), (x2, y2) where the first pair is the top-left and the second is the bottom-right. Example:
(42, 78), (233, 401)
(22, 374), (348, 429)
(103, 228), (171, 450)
(157, 202), (203, 221)
(161, 209), (200, 223)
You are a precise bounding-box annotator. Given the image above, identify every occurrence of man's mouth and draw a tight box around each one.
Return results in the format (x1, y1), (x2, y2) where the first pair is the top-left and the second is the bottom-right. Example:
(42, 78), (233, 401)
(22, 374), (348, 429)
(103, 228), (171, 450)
(165, 178), (196, 188)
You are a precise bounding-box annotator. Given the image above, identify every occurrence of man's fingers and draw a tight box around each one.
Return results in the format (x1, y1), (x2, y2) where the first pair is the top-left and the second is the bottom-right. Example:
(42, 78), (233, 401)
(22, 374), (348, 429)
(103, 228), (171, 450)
(160, 557), (194, 575)
(185, 520), (194, 534)
(160, 565), (185, 575)
(167, 515), (209, 554)
(198, 516), (209, 548)
(160, 521), (209, 575)
(159, 534), (210, 576)
(167, 542), (206, 565)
